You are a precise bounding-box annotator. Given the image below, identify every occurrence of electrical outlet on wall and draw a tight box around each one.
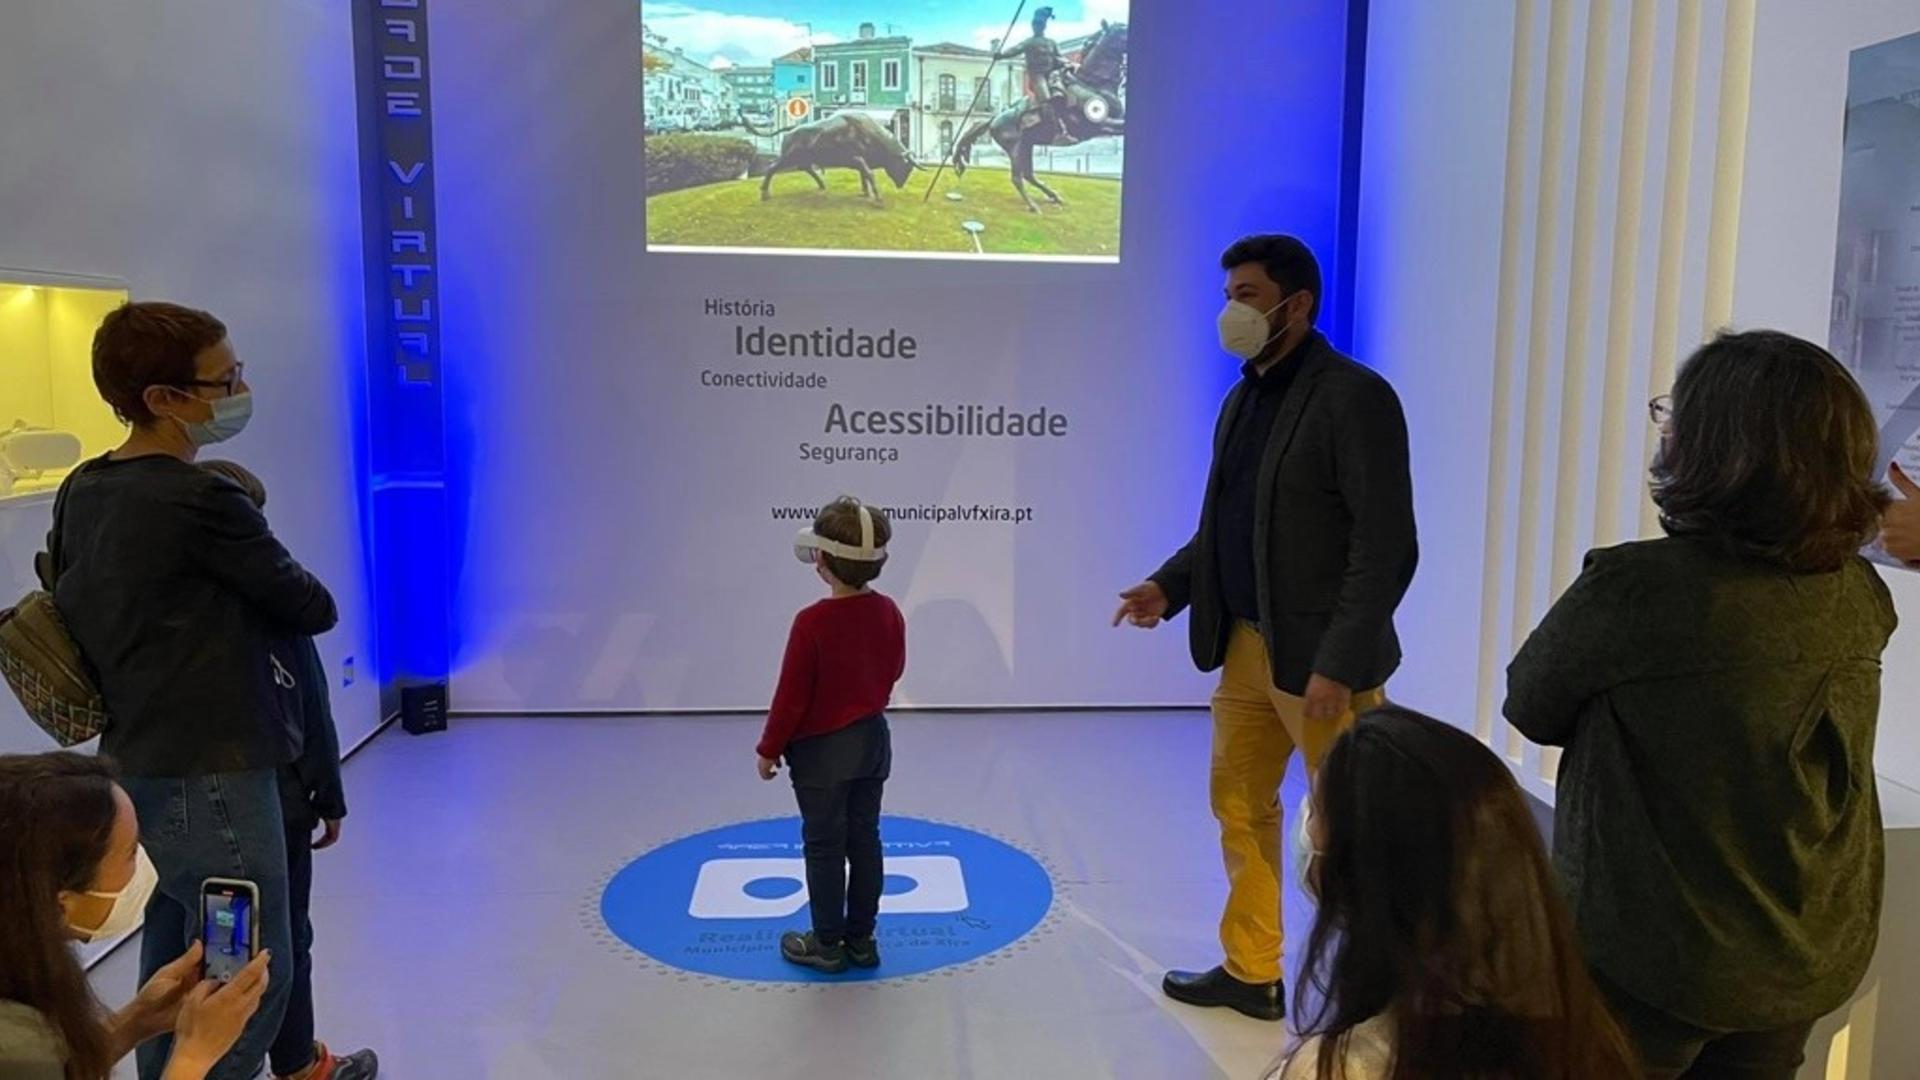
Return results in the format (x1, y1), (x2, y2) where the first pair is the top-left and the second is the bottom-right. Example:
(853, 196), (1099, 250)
(342, 656), (356, 688)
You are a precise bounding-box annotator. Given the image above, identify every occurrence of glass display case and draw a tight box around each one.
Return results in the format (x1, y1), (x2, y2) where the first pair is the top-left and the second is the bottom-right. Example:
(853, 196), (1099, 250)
(0, 272), (125, 753)
(0, 274), (128, 501)
(0, 272), (125, 757)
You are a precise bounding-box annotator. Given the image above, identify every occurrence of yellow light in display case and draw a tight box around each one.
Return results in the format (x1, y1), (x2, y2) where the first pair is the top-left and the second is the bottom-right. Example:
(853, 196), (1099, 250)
(0, 274), (129, 500)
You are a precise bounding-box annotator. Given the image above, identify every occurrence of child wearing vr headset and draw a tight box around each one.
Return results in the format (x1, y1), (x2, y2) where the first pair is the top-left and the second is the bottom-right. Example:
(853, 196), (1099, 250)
(756, 497), (906, 974)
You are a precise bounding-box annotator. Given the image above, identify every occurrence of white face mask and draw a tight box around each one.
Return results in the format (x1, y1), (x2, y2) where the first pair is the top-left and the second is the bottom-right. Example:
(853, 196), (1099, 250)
(71, 845), (159, 943)
(1216, 297), (1291, 361)
(1292, 795), (1323, 905)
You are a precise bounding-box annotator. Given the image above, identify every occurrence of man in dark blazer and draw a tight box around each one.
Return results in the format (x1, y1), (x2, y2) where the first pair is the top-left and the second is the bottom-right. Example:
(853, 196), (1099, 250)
(1115, 235), (1417, 1020)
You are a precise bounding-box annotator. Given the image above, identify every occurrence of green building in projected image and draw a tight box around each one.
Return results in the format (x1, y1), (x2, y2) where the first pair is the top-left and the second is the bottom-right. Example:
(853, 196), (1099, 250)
(722, 65), (776, 125)
(814, 22), (913, 149)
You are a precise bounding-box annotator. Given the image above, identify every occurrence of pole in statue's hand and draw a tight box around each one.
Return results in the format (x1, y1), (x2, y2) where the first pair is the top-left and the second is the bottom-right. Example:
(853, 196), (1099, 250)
(922, 0), (1028, 204)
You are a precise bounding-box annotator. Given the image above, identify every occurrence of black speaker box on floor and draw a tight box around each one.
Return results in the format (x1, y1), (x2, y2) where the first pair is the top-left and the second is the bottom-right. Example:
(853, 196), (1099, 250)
(401, 682), (449, 735)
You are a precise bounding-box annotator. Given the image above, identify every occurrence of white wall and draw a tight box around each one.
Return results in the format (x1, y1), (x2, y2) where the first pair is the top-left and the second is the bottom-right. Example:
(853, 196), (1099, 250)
(1359, 0), (1920, 795)
(1734, 0), (1920, 795)
(1350, 0), (1513, 730)
(1359, 0), (1761, 795)
(0, 0), (381, 752)
(1357, 1), (1920, 1074)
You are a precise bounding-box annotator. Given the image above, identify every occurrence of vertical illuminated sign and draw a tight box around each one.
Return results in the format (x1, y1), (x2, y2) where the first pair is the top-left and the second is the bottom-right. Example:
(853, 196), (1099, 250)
(354, 0), (451, 699)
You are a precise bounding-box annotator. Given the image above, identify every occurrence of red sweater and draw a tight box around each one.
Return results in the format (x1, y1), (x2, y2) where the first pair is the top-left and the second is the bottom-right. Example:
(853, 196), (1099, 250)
(757, 591), (906, 760)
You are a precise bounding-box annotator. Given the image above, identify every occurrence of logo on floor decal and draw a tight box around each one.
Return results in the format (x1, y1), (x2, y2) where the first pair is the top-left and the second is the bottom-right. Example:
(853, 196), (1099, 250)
(688, 855), (970, 919)
(600, 816), (1053, 982)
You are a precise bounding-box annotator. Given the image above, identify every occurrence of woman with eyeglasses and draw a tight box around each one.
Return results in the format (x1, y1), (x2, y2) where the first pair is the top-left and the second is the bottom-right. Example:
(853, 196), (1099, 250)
(1506, 330), (1896, 1078)
(46, 302), (344, 1080)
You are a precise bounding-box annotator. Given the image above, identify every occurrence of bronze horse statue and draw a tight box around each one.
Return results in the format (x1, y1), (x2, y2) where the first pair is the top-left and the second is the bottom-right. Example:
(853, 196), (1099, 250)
(953, 20), (1128, 213)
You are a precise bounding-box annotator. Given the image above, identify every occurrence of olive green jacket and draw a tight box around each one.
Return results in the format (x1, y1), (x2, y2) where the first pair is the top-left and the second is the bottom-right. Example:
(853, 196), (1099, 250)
(1506, 538), (1896, 1029)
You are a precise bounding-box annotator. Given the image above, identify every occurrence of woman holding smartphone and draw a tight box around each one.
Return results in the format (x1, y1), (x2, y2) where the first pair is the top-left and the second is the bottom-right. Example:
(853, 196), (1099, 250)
(0, 752), (271, 1080)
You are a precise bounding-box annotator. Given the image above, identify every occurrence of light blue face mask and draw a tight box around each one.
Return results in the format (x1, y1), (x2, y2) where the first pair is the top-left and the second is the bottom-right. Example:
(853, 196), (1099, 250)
(183, 392), (253, 446)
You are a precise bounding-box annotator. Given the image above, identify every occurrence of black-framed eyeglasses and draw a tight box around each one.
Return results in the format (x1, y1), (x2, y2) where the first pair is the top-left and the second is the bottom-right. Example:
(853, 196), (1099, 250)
(1648, 394), (1673, 427)
(177, 361), (245, 396)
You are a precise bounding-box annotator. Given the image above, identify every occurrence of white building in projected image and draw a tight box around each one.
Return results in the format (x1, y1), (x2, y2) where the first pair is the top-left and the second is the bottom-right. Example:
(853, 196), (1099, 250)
(909, 42), (1023, 165)
(642, 23), (735, 131)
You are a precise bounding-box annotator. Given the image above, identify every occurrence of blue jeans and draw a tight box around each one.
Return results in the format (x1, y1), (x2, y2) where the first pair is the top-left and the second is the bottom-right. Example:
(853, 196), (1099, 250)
(123, 770), (295, 1080)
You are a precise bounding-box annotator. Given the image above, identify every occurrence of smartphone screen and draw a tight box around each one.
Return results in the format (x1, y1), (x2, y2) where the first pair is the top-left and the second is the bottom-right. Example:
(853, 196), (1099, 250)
(201, 882), (256, 981)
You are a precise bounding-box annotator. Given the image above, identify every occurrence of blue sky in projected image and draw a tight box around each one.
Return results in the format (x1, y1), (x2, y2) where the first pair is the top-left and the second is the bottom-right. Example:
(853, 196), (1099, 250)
(643, 0), (1129, 69)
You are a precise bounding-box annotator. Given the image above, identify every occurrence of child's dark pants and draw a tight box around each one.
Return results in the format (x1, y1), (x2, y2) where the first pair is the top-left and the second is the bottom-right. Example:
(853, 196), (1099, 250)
(785, 714), (891, 944)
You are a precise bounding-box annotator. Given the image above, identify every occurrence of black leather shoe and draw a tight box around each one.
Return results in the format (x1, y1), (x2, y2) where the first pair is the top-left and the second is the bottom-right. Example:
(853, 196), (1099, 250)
(1162, 966), (1285, 1021)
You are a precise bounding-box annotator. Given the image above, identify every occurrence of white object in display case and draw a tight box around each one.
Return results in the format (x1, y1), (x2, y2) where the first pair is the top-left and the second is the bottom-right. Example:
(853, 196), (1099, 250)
(0, 424), (84, 497)
(0, 271), (128, 502)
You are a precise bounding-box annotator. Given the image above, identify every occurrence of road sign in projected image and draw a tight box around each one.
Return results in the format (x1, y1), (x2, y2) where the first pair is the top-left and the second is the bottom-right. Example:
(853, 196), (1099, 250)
(1831, 27), (1920, 571)
(641, 1), (1129, 261)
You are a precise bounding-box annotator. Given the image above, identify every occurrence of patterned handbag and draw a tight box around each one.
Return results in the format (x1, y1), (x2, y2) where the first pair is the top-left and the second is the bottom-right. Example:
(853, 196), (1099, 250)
(0, 477), (110, 746)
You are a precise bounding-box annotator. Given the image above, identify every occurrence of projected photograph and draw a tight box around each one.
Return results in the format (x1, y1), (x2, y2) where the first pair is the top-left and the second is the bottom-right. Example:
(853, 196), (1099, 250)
(1830, 28), (1920, 570)
(641, 1), (1129, 262)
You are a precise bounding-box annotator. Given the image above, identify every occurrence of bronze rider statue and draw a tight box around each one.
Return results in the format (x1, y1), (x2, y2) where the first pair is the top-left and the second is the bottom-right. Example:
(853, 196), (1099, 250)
(995, 6), (1071, 123)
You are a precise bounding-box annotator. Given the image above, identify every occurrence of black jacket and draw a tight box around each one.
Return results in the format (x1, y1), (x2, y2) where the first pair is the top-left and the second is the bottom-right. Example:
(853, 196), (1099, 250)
(1151, 335), (1417, 694)
(279, 635), (348, 827)
(51, 455), (338, 778)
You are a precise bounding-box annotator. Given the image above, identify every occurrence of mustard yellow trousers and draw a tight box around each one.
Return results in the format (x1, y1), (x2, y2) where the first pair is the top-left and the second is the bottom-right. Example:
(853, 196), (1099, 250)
(1210, 622), (1385, 984)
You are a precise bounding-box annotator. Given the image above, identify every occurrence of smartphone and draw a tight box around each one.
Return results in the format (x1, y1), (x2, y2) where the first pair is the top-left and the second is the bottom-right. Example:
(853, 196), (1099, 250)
(199, 878), (260, 981)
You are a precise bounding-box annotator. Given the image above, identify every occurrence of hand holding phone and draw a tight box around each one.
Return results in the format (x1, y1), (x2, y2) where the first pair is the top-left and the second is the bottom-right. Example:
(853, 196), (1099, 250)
(122, 942), (205, 1045)
(198, 879), (260, 983)
(168, 950), (270, 1078)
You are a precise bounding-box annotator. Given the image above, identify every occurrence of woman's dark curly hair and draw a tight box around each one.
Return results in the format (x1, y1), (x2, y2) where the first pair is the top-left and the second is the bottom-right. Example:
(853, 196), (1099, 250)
(1653, 330), (1888, 573)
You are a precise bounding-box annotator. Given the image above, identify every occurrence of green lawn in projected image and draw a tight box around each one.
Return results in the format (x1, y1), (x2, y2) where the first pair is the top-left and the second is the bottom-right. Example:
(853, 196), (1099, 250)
(646, 168), (1121, 258)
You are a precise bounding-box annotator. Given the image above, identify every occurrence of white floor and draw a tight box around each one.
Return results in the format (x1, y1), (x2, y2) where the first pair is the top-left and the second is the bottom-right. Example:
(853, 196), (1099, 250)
(95, 711), (1319, 1079)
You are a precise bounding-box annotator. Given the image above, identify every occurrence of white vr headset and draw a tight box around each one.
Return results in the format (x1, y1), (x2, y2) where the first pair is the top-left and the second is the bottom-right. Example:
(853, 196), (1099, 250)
(794, 501), (887, 564)
(0, 425), (82, 477)
(0, 424), (83, 495)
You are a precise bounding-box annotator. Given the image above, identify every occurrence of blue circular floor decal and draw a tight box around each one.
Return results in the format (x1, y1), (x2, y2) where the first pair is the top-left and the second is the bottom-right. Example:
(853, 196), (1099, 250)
(601, 816), (1053, 982)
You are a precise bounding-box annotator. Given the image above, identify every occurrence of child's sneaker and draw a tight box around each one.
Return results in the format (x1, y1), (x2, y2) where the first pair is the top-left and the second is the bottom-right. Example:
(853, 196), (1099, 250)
(780, 931), (848, 973)
(845, 936), (880, 969)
